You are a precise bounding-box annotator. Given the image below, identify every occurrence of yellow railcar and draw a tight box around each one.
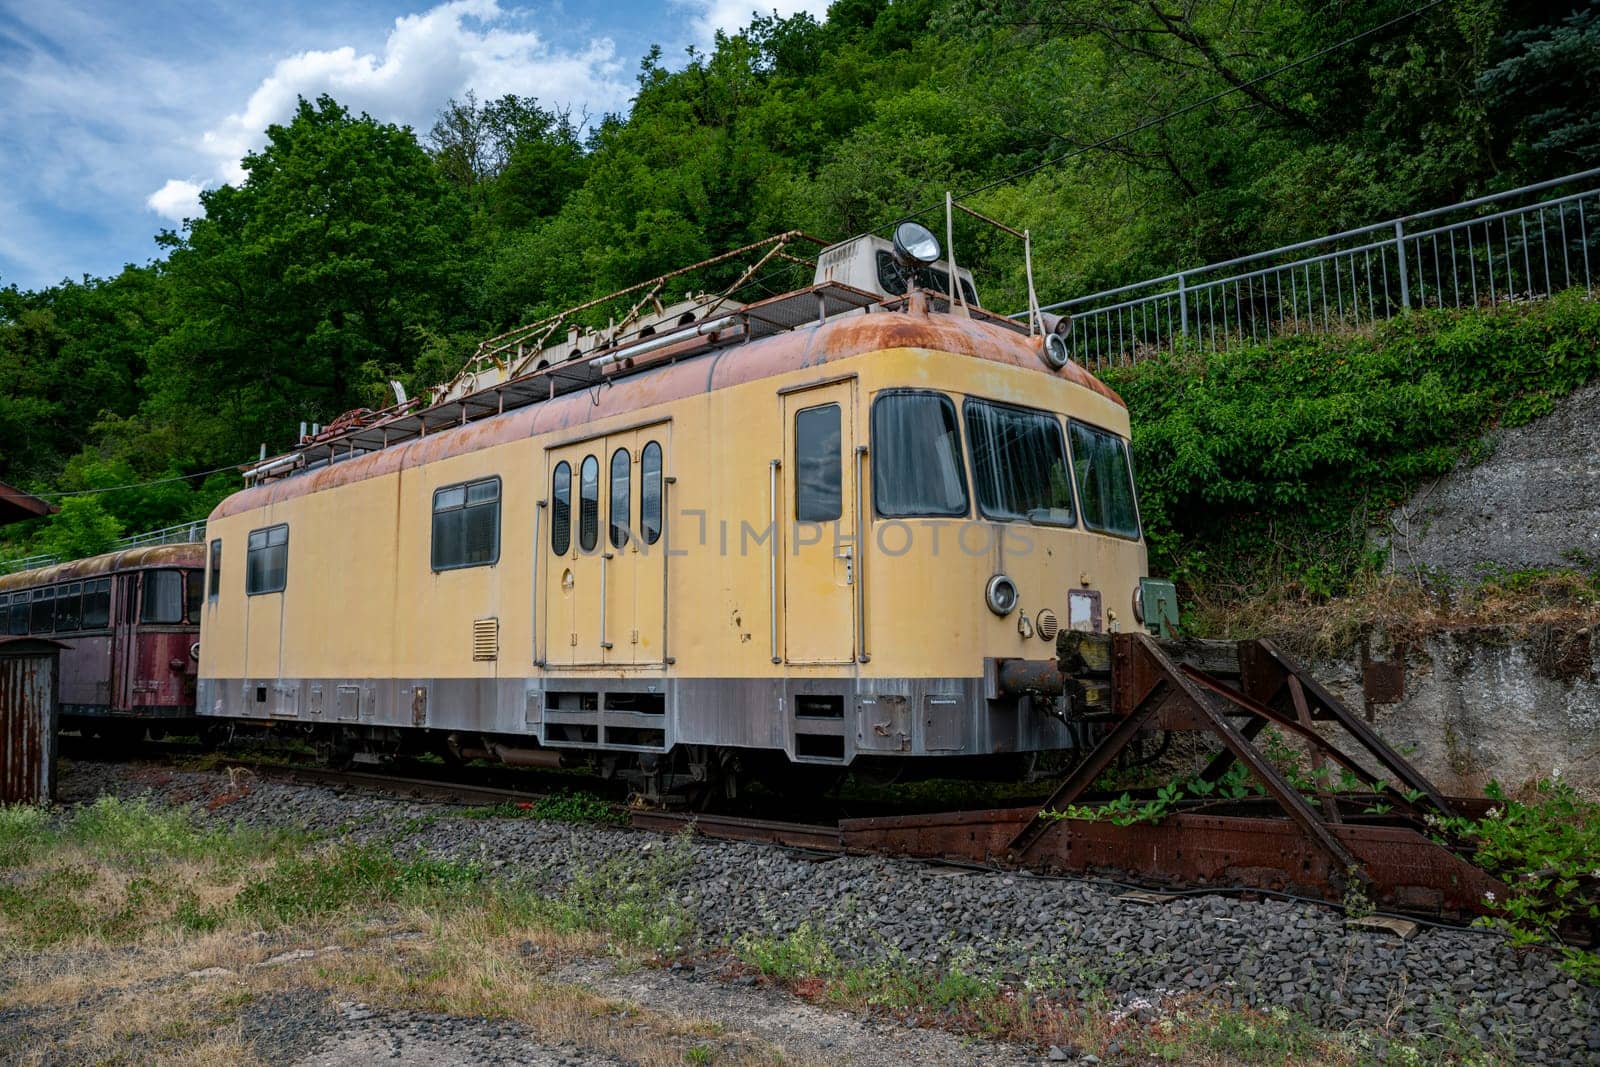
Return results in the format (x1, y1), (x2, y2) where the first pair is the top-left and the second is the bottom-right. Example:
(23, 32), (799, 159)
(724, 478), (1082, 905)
(198, 227), (1153, 796)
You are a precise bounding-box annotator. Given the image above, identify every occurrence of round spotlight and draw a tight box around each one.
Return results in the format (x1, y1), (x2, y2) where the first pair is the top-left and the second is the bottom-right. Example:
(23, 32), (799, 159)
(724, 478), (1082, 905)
(985, 574), (1019, 617)
(1132, 588), (1145, 624)
(1042, 333), (1071, 370)
(893, 221), (942, 265)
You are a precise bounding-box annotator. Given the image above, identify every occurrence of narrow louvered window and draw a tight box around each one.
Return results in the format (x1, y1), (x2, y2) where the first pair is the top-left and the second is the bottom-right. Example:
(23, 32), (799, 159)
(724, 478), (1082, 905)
(472, 617), (499, 661)
(432, 477), (501, 571)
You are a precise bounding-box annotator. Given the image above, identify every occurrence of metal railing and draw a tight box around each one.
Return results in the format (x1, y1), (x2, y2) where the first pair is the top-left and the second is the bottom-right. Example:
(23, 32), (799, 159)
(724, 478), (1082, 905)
(1043, 167), (1600, 368)
(0, 521), (206, 576)
(114, 520), (206, 549)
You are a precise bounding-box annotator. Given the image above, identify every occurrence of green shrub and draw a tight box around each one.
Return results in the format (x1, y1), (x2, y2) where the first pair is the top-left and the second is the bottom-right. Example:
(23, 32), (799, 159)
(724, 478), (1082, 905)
(1433, 776), (1600, 982)
(1107, 292), (1600, 602)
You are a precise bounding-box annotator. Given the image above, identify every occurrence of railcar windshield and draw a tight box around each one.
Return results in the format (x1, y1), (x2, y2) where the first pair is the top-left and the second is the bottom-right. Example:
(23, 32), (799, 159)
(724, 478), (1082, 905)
(965, 399), (1075, 526)
(872, 392), (968, 518)
(1068, 421), (1140, 539)
(141, 569), (185, 624)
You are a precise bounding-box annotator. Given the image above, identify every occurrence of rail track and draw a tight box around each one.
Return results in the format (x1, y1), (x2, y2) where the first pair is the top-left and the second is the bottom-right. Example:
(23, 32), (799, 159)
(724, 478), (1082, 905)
(78, 745), (1516, 935)
(54, 631), (1548, 935)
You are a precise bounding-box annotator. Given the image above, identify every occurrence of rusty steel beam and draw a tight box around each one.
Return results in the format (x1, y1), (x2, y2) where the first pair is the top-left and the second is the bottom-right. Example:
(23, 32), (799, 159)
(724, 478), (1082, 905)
(842, 807), (1506, 919)
(1242, 640), (1458, 818)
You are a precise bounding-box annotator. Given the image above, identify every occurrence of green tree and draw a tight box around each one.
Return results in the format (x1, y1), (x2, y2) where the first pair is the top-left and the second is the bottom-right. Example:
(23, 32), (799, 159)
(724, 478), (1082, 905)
(148, 95), (475, 460)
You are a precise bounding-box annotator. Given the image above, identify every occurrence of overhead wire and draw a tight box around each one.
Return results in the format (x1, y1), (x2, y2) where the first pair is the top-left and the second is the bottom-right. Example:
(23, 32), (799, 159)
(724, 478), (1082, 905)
(31, 461), (248, 499)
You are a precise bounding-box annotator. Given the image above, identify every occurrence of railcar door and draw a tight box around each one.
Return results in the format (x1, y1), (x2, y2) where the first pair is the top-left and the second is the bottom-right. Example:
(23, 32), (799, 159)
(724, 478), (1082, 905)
(782, 382), (857, 664)
(543, 444), (606, 666)
(111, 572), (139, 711)
(599, 426), (669, 666)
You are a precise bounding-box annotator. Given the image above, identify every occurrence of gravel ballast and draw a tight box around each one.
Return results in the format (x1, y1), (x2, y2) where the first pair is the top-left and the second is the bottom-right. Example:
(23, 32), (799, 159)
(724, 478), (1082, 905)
(63, 761), (1600, 1065)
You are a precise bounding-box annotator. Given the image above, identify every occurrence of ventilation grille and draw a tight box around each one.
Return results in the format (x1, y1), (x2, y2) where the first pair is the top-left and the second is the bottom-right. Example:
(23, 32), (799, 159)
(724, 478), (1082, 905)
(472, 617), (499, 661)
(1036, 609), (1059, 642)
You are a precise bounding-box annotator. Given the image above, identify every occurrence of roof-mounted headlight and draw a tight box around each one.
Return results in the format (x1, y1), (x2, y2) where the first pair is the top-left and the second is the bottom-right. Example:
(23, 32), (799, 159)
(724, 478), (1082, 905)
(893, 221), (941, 266)
(1042, 333), (1070, 370)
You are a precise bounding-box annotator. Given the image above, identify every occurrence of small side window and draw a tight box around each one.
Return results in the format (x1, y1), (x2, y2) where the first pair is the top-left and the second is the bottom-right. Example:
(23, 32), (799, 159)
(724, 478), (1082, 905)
(185, 571), (203, 623)
(640, 442), (663, 545)
(579, 455), (599, 553)
(551, 461), (572, 556)
(432, 477), (500, 570)
(54, 583), (83, 632)
(795, 404), (842, 522)
(609, 448), (631, 549)
(208, 539), (222, 598)
(81, 579), (111, 629)
(7, 593), (26, 635)
(0, 594), (8, 634)
(247, 524), (289, 595)
(30, 587), (55, 633)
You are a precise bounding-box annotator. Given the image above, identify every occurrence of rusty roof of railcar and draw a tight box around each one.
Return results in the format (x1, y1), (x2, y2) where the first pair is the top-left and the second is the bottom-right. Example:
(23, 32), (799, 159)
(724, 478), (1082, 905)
(214, 307), (1127, 520)
(0, 543), (206, 593)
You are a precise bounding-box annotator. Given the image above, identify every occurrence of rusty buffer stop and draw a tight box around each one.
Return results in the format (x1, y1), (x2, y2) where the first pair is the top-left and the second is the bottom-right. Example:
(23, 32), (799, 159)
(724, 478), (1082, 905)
(0, 637), (64, 803)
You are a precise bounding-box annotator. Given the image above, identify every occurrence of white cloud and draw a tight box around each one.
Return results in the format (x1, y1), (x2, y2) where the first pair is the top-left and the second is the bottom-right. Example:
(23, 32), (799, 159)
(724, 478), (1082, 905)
(153, 0), (628, 211)
(145, 179), (205, 222)
(672, 0), (832, 46)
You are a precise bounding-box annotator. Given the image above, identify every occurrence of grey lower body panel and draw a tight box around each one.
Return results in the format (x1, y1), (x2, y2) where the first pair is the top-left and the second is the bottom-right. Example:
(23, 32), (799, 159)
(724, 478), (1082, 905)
(197, 673), (1074, 764)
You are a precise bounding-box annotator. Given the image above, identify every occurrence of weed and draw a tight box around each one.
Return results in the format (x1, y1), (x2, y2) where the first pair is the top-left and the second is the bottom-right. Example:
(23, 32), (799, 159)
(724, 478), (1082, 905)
(0, 804), (54, 867)
(461, 791), (624, 826)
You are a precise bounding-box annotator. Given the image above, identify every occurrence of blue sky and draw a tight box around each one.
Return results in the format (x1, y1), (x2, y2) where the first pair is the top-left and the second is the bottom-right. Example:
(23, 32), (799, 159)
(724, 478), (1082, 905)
(0, 0), (829, 292)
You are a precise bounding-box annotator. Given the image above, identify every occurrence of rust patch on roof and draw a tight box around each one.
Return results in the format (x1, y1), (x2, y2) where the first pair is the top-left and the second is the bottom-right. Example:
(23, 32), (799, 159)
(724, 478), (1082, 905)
(0, 543), (206, 592)
(213, 310), (1125, 520)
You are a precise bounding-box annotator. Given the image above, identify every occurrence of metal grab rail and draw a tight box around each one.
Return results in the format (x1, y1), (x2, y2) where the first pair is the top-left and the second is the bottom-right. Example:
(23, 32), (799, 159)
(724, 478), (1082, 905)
(1032, 167), (1600, 369)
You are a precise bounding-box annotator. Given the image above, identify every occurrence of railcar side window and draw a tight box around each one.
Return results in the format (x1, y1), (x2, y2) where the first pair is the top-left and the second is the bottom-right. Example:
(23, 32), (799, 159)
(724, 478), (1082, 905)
(0, 594), (6, 633)
(246, 524), (289, 595)
(871, 392), (968, 518)
(579, 455), (599, 552)
(965, 400), (1076, 526)
(431, 477), (501, 570)
(142, 570), (185, 624)
(30, 587), (55, 633)
(551, 462), (572, 556)
(54, 583), (83, 632)
(640, 442), (663, 545)
(795, 404), (842, 522)
(81, 579), (111, 629)
(185, 571), (203, 622)
(610, 448), (630, 549)
(1068, 421), (1141, 539)
(208, 539), (221, 598)
(7, 594), (25, 635)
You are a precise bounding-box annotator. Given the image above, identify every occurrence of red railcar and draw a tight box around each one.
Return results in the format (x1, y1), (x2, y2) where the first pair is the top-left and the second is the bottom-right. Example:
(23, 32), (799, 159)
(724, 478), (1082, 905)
(0, 545), (204, 728)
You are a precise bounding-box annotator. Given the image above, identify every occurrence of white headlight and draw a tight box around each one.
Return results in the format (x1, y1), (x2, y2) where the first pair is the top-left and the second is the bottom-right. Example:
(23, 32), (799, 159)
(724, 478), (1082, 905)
(985, 574), (1019, 616)
(893, 221), (942, 265)
(1042, 333), (1070, 370)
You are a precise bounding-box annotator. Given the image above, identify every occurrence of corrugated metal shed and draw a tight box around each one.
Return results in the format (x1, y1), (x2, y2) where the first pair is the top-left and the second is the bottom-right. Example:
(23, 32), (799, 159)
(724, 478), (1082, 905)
(0, 637), (64, 803)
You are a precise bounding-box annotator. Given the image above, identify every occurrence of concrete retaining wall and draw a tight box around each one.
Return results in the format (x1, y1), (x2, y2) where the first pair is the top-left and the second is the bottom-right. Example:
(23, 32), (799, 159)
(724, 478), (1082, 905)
(1312, 627), (1600, 796)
